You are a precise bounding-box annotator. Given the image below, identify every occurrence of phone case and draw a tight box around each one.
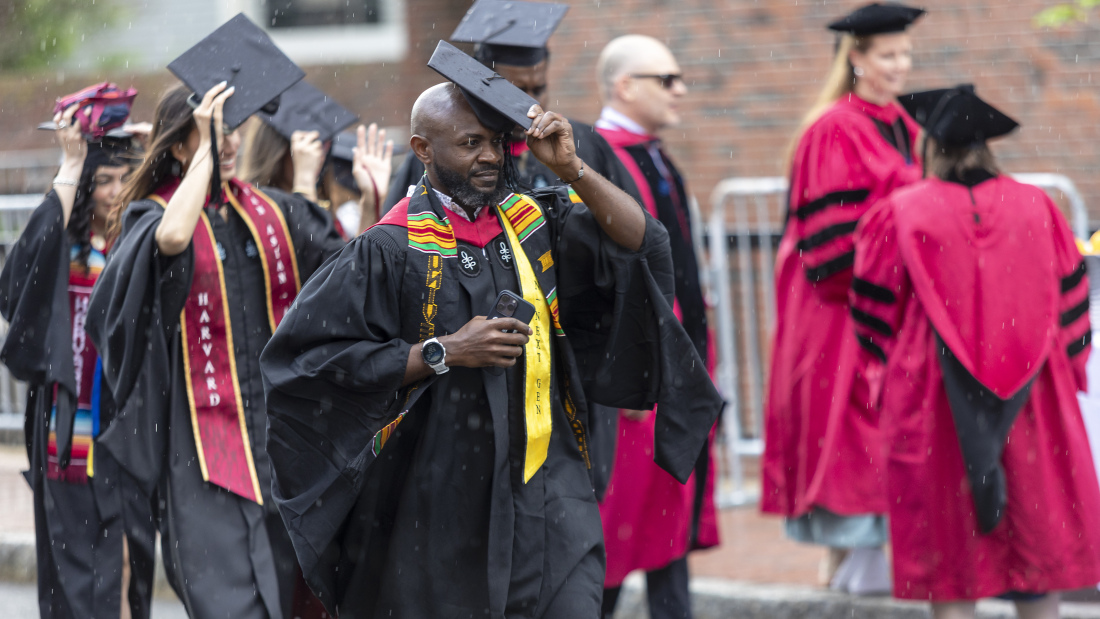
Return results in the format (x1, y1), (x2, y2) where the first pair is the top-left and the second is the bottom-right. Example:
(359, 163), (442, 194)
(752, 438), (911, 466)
(487, 290), (537, 325)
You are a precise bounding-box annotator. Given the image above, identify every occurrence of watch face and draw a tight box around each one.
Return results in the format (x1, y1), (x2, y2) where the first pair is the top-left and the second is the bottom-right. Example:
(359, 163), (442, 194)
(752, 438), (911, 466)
(423, 341), (444, 365)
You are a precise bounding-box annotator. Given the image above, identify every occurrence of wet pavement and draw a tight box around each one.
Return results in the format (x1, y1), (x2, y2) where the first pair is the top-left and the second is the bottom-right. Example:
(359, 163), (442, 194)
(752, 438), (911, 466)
(2, 443), (1098, 617)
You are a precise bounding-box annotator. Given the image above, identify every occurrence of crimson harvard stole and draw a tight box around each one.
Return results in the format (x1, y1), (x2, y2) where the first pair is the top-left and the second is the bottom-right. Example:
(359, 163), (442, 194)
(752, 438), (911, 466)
(151, 179), (300, 503)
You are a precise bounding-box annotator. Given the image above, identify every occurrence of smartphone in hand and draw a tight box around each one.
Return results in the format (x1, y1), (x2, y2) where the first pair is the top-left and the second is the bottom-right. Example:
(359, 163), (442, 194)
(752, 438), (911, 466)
(487, 290), (536, 331)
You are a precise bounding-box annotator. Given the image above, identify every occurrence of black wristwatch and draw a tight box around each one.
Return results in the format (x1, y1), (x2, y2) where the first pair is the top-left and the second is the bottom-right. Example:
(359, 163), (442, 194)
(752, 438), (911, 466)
(421, 337), (449, 375)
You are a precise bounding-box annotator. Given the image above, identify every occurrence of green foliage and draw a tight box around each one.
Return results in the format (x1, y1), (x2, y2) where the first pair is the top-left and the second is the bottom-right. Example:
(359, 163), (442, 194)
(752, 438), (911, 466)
(0, 0), (117, 71)
(1034, 4), (1085, 29)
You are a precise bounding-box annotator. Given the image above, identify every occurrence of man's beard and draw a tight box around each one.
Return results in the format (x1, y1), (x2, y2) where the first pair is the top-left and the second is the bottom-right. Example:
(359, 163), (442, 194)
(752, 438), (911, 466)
(433, 163), (511, 210)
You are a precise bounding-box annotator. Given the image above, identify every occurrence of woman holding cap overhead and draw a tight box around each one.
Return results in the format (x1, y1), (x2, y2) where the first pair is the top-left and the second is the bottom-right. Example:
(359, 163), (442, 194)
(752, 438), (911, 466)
(86, 14), (345, 619)
(852, 84), (1100, 618)
(323, 127), (393, 236)
(0, 85), (156, 619)
(762, 1), (925, 590)
(239, 80), (393, 240)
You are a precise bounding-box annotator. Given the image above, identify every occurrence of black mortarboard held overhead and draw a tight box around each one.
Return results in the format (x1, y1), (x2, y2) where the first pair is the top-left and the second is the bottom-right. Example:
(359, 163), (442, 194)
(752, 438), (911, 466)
(167, 13), (305, 206)
(899, 84), (1019, 147)
(328, 131), (359, 192)
(428, 40), (540, 133)
(451, 0), (569, 67)
(259, 81), (359, 143)
(827, 2), (926, 36)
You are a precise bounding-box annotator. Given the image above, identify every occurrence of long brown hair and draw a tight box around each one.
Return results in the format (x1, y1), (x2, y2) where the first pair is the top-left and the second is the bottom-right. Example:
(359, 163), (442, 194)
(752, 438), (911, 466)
(785, 34), (874, 168)
(239, 118), (292, 191)
(107, 84), (197, 240)
(923, 137), (999, 181)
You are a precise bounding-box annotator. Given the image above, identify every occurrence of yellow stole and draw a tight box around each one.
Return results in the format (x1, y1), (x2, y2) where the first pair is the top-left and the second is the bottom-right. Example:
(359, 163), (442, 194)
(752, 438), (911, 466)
(499, 199), (554, 482)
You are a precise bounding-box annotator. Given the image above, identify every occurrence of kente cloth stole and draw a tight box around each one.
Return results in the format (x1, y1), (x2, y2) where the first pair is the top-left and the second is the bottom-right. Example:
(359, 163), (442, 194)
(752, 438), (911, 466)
(150, 179), (300, 503)
(379, 181), (566, 481)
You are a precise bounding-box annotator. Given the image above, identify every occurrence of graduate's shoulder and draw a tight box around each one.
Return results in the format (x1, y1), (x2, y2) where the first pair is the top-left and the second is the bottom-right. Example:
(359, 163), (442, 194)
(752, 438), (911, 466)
(119, 196), (167, 227)
(520, 185), (575, 213)
(357, 198), (411, 254)
(16, 190), (66, 240)
(801, 101), (883, 145)
(251, 185), (315, 217)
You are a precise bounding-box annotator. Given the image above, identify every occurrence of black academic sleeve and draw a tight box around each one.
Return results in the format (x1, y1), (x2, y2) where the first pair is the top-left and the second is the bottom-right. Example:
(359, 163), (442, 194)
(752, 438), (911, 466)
(540, 186), (723, 484)
(571, 121), (646, 208)
(259, 226), (414, 587)
(85, 200), (192, 496)
(0, 191), (80, 468)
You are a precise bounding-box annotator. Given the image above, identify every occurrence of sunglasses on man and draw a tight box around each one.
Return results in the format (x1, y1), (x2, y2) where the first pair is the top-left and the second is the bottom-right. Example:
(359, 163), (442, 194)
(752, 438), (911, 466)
(630, 74), (684, 90)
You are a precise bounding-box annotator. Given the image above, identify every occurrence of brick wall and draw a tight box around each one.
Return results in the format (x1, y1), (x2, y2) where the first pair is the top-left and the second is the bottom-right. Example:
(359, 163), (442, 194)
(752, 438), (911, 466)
(3, 0), (1100, 225)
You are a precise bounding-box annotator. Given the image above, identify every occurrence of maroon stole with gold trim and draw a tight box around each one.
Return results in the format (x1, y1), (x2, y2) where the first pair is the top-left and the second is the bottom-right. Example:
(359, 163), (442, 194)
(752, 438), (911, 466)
(150, 179), (300, 503)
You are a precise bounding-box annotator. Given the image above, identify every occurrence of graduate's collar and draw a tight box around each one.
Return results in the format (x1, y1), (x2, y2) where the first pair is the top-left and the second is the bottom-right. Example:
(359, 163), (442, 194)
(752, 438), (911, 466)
(942, 167), (997, 188)
(432, 188), (483, 222)
(596, 106), (659, 145)
(843, 92), (903, 124)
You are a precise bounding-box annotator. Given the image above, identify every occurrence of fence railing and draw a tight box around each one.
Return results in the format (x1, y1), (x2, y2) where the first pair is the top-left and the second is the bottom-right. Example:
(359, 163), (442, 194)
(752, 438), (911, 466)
(0, 197), (43, 431)
(0, 171), (1092, 484)
(707, 174), (1090, 508)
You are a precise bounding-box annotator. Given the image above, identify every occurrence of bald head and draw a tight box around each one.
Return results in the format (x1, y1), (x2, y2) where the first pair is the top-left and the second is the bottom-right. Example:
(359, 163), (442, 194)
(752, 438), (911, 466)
(596, 35), (686, 135)
(408, 82), (510, 211)
(597, 35), (678, 100)
(410, 83), (473, 139)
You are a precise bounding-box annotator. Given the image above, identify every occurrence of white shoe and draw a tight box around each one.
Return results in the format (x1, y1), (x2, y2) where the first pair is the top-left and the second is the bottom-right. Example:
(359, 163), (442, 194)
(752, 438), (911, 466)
(829, 547), (892, 595)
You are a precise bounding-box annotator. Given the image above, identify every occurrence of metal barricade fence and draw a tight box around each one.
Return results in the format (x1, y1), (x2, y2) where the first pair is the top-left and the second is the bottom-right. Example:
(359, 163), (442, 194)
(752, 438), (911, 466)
(0, 195), (47, 432)
(706, 174), (1090, 508)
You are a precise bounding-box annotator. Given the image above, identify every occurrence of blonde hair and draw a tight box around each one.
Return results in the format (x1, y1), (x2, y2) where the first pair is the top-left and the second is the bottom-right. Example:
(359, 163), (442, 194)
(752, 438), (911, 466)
(784, 35), (873, 168)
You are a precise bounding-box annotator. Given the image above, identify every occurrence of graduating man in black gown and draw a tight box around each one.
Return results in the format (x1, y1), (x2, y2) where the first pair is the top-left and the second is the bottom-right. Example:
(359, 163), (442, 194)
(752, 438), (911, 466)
(260, 43), (721, 619)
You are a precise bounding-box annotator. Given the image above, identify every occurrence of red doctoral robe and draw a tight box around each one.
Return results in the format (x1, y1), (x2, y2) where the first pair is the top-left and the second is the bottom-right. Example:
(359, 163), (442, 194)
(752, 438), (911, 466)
(852, 174), (1100, 599)
(596, 120), (720, 587)
(762, 94), (922, 518)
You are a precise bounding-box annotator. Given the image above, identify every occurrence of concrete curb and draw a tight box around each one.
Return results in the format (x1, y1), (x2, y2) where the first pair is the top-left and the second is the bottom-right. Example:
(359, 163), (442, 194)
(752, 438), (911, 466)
(0, 532), (175, 598)
(613, 577), (1100, 619)
(2, 536), (1099, 617)
(0, 533), (35, 584)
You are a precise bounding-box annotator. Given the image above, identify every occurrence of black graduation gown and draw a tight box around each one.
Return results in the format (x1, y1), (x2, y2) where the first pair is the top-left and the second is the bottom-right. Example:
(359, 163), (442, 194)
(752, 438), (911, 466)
(0, 191), (156, 619)
(260, 185), (721, 618)
(85, 186), (344, 619)
(382, 121), (642, 212)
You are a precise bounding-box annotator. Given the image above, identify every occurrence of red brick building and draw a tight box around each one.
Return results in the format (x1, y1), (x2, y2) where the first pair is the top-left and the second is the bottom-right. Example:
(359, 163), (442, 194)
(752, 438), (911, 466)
(1, 0), (1098, 223)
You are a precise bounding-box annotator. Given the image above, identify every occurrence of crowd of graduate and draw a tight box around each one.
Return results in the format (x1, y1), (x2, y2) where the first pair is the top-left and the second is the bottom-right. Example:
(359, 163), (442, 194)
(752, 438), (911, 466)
(1, 1), (1099, 619)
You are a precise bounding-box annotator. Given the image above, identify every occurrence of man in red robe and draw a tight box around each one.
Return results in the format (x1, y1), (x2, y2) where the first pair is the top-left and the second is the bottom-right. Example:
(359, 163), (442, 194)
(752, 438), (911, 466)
(593, 34), (720, 619)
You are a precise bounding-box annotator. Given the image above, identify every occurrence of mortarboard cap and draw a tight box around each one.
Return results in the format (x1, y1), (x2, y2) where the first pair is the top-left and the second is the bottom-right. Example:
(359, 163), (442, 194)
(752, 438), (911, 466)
(328, 130), (360, 191)
(167, 13), (305, 131)
(827, 3), (926, 36)
(428, 40), (539, 133)
(259, 81), (358, 143)
(330, 130), (357, 162)
(899, 84), (1019, 147)
(451, 0), (568, 67)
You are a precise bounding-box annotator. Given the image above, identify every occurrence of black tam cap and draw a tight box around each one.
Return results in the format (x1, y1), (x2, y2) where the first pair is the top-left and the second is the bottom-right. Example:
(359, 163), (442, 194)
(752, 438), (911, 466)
(827, 3), (926, 36)
(168, 13), (305, 131)
(259, 80), (358, 143)
(451, 0), (568, 67)
(428, 40), (539, 133)
(899, 84), (1019, 147)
